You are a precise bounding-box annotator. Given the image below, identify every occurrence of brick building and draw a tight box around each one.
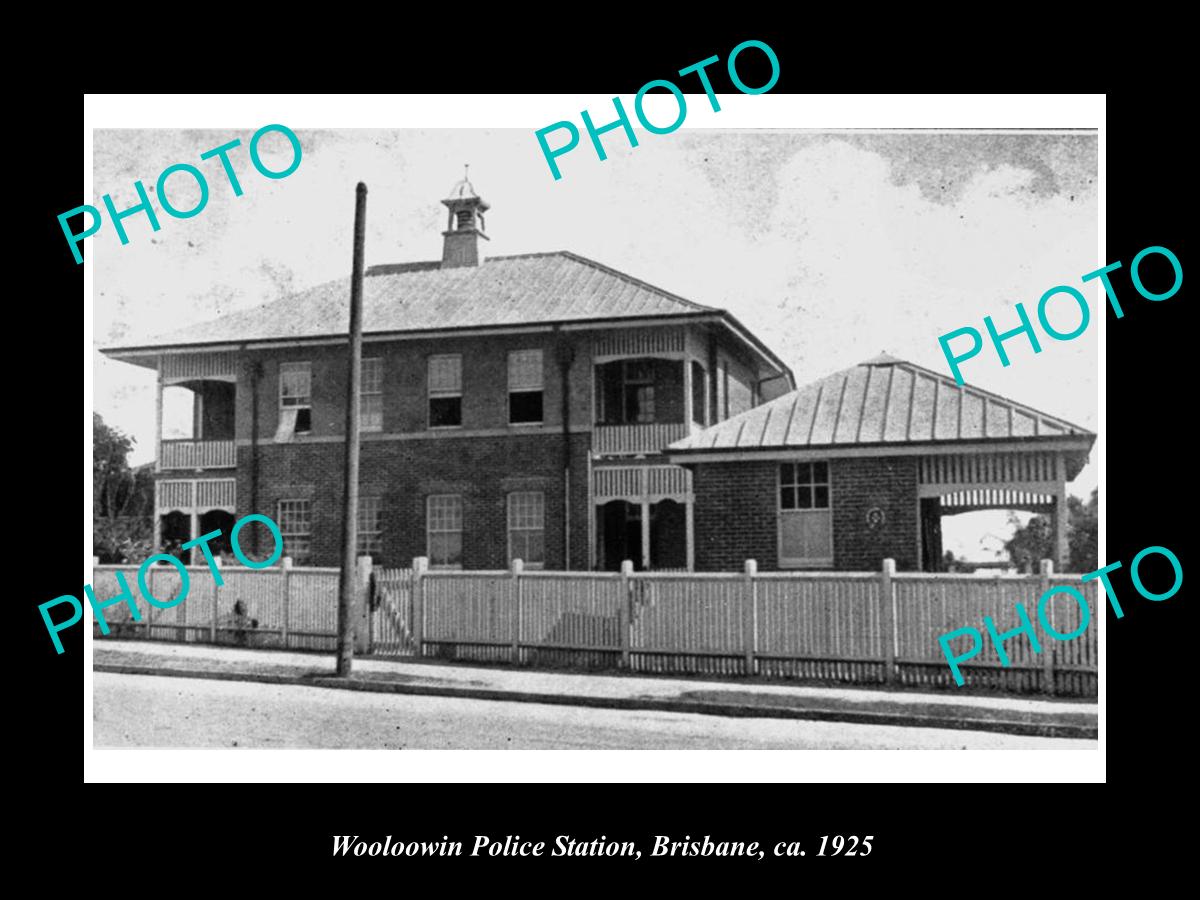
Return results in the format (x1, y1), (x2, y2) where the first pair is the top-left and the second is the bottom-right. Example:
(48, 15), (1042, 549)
(100, 176), (795, 571)
(667, 354), (1096, 572)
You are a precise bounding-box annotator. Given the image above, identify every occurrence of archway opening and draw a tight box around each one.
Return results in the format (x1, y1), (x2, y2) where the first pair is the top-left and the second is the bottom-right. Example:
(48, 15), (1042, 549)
(649, 499), (687, 570)
(596, 500), (641, 571)
(198, 510), (237, 562)
(159, 511), (191, 562)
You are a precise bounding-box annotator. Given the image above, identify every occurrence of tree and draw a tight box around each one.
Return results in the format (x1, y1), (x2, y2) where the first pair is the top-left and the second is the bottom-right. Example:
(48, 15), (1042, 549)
(1067, 488), (1099, 573)
(93, 414), (154, 563)
(1004, 488), (1098, 573)
(942, 549), (976, 574)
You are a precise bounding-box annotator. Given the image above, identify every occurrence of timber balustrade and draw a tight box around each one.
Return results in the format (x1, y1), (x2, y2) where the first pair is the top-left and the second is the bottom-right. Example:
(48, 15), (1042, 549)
(592, 423), (689, 456)
(160, 439), (237, 469)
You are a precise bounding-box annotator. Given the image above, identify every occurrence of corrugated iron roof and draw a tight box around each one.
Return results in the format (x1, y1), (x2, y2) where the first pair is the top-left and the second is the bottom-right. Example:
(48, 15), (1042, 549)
(670, 355), (1095, 452)
(105, 251), (717, 351)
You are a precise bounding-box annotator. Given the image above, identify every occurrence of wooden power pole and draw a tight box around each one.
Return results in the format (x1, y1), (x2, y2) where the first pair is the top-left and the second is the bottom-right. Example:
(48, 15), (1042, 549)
(336, 182), (368, 677)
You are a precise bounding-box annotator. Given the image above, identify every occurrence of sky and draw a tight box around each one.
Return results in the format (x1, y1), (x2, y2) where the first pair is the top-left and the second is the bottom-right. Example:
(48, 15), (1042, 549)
(92, 128), (1099, 560)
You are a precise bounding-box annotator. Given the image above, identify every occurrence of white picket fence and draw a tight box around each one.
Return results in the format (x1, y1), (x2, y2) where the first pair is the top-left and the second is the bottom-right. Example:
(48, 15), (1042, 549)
(89, 556), (1098, 696)
(90, 559), (368, 652)
(375, 557), (1098, 696)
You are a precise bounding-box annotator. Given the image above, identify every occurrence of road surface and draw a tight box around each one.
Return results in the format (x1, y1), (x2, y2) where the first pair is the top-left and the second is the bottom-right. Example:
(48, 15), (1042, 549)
(93, 672), (1092, 749)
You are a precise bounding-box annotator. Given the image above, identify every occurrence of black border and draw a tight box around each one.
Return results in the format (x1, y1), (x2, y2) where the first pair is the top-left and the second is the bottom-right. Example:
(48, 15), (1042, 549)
(30, 37), (1186, 879)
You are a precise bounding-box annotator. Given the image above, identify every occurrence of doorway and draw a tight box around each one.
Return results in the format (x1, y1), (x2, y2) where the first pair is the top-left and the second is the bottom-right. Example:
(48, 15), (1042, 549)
(597, 500), (642, 571)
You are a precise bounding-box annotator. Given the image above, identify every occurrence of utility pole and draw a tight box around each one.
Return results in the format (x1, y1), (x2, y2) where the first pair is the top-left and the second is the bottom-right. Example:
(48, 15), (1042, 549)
(336, 182), (367, 677)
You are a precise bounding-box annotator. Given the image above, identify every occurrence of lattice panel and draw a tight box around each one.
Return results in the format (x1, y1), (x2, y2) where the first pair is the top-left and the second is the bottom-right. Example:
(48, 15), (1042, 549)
(162, 352), (237, 383)
(594, 328), (684, 359)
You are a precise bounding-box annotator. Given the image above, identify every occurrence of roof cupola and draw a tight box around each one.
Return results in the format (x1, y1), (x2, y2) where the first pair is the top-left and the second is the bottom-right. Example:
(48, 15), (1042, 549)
(441, 165), (489, 268)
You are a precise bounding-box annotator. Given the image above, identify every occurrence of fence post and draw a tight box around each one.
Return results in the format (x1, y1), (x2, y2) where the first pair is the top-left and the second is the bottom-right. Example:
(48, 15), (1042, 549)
(280, 556), (293, 649)
(743, 559), (758, 676)
(366, 557), (375, 651)
(211, 558), (219, 644)
(90, 558), (100, 640)
(880, 558), (897, 685)
(201, 556), (220, 643)
(1040, 558), (1055, 696)
(619, 560), (633, 669)
(180, 558), (190, 639)
(144, 564), (154, 639)
(356, 555), (373, 654)
(511, 558), (524, 663)
(412, 556), (428, 657)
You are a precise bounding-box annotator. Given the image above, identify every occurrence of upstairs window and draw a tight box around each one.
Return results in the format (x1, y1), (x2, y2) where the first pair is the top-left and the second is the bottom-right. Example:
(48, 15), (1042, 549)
(778, 462), (833, 567)
(428, 354), (462, 428)
(427, 494), (463, 569)
(720, 361), (730, 420)
(277, 362), (312, 442)
(360, 358), (383, 432)
(596, 358), (686, 426)
(690, 360), (707, 427)
(622, 359), (656, 424)
(508, 350), (544, 425)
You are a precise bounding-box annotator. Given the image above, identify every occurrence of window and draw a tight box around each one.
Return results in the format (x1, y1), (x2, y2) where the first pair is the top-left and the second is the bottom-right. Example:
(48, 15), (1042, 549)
(690, 360), (706, 427)
(360, 358), (383, 432)
(508, 350), (544, 425)
(357, 496), (382, 557)
(596, 358), (680, 426)
(277, 499), (312, 564)
(277, 362), (312, 441)
(507, 491), (545, 568)
(623, 360), (656, 424)
(778, 462), (833, 567)
(721, 361), (730, 420)
(427, 494), (463, 568)
(428, 355), (462, 428)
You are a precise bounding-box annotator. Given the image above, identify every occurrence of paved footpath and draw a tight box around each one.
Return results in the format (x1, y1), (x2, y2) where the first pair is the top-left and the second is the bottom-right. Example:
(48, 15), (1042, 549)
(93, 640), (1098, 739)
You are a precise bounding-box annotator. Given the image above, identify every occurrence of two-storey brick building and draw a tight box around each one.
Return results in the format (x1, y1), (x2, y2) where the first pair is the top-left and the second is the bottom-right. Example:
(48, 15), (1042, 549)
(101, 177), (795, 572)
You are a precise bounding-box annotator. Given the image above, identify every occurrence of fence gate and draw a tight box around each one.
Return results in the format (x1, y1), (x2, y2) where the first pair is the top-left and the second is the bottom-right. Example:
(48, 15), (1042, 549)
(371, 567), (417, 657)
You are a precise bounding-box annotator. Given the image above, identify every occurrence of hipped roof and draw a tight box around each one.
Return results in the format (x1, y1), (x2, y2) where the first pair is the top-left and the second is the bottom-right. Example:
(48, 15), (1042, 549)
(669, 354), (1095, 472)
(101, 251), (791, 380)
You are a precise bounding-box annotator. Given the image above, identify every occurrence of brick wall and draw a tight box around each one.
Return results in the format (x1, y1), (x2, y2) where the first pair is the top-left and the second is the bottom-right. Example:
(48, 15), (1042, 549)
(692, 461), (778, 571)
(830, 456), (919, 571)
(691, 456), (920, 572)
(232, 322), (764, 443)
(235, 333), (593, 441)
(235, 433), (591, 570)
(202, 321), (787, 572)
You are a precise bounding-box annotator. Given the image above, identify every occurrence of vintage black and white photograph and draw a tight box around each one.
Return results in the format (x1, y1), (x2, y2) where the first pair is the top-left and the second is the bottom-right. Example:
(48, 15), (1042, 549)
(89, 121), (1099, 754)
